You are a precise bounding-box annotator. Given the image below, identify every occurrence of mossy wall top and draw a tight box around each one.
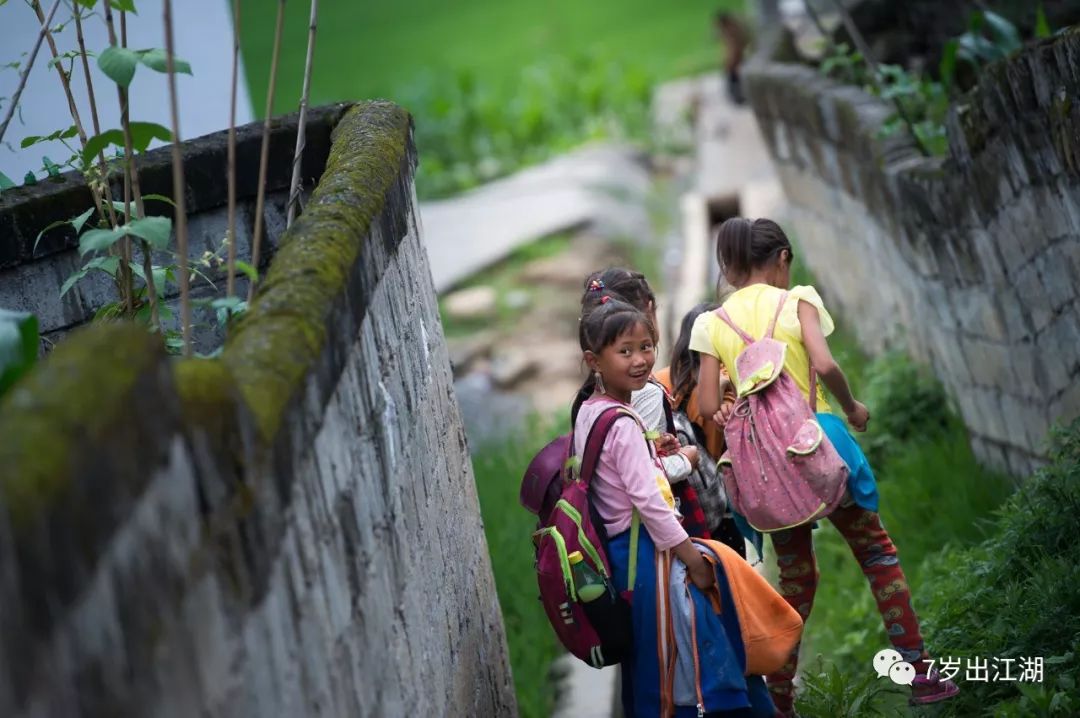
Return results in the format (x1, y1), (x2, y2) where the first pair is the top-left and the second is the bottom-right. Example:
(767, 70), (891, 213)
(745, 31), (1080, 477)
(0, 101), (516, 717)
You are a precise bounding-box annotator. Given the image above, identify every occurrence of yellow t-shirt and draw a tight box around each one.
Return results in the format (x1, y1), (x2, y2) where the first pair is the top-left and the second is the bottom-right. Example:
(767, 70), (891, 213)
(689, 284), (835, 414)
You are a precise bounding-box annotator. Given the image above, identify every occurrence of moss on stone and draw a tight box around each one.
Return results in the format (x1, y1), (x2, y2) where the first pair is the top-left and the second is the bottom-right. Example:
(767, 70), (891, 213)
(0, 323), (161, 532)
(173, 357), (237, 431)
(0, 99), (414, 525)
(223, 101), (412, 441)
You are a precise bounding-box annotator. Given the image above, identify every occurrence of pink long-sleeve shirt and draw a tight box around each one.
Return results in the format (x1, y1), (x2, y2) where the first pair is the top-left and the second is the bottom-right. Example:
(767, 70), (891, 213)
(574, 396), (689, 551)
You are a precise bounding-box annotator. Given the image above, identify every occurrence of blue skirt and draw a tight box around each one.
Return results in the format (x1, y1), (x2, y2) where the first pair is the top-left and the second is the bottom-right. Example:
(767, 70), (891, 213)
(606, 527), (774, 717)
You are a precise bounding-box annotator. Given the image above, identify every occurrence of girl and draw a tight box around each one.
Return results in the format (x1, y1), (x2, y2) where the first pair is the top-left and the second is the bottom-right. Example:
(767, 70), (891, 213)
(690, 217), (959, 715)
(580, 268), (712, 540)
(575, 296), (774, 717)
(654, 302), (745, 558)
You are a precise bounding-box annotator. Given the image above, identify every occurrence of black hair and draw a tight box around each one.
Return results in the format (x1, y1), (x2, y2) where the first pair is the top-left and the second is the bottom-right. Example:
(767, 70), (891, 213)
(669, 301), (720, 410)
(715, 217), (793, 288)
(571, 297), (656, 423)
(581, 267), (656, 316)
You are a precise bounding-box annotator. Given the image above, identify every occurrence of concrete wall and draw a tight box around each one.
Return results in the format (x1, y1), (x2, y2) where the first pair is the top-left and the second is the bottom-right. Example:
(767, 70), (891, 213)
(745, 30), (1080, 476)
(0, 102), (516, 717)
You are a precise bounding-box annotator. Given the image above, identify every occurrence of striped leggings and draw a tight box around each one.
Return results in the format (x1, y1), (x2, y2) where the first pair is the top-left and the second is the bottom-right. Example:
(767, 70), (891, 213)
(766, 504), (929, 714)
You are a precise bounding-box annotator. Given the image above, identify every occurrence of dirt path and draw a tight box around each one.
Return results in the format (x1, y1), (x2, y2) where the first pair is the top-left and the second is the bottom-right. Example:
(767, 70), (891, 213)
(445, 230), (646, 443)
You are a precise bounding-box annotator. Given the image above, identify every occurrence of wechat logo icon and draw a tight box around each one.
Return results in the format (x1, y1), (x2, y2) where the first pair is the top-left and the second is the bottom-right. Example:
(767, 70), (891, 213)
(874, 648), (916, 686)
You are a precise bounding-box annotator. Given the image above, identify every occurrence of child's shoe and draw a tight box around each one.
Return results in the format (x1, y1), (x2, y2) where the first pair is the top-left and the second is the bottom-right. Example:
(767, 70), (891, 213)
(910, 668), (960, 705)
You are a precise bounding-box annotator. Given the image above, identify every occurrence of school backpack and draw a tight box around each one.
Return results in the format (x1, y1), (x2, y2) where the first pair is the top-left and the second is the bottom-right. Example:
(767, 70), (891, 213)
(714, 291), (849, 532)
(671, 409), (728, 532)
(519, 404), (644, 668)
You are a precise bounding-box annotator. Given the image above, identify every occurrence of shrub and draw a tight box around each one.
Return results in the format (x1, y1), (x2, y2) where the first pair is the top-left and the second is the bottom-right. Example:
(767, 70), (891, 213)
(860, 351), (952, 468)
(919, 419), (1080, 717)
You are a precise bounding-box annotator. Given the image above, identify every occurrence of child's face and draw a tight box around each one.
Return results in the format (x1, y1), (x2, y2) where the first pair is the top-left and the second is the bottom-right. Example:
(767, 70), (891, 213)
(588, 321), (656, 402)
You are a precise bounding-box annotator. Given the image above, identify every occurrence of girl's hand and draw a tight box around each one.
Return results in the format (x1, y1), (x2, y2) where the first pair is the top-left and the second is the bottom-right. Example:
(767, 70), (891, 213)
(846, 401), (870, 432)
(687, 553), (715, 591)
(712, 403), (734, 429)
(654, 432), (681, 456)
(679, 445), (700, 470)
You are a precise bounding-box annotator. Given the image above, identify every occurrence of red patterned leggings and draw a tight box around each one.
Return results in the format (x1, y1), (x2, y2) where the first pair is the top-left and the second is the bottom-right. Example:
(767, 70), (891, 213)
(766, 505), (929, 713)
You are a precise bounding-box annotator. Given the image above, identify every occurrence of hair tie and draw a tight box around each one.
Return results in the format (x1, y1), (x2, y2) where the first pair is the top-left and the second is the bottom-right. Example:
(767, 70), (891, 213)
(600, 295), (611, 304)
(588, 279), (605, 292)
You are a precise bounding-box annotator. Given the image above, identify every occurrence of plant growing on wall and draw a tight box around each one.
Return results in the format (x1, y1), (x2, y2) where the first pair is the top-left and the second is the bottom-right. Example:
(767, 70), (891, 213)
(0, 309), (38, 398)
(817, 7), (1043, 158)
(2, 0), (320, 356)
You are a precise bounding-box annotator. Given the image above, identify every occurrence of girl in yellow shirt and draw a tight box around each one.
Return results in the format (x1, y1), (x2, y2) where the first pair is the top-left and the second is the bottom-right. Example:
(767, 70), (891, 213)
(689, 217), (959, 714)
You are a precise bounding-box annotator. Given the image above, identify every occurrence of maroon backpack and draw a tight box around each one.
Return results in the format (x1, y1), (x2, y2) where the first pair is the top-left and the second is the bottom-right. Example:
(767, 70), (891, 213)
(519, 405), (643, 667)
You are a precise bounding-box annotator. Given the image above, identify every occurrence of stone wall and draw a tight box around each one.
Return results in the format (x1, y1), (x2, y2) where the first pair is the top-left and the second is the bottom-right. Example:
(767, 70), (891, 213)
(744, 31), (1080, 476)
(0, 102), (516, 717)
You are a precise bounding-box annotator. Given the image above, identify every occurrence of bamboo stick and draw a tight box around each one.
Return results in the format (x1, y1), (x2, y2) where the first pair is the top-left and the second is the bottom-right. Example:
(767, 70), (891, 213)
(247, 0), (287, 303)
(287, 0), (318, 228)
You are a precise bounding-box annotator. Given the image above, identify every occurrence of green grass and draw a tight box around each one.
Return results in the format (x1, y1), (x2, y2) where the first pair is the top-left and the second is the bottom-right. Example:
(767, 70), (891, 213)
(472, 415), (568, 718)
(237, 1), (738, 115)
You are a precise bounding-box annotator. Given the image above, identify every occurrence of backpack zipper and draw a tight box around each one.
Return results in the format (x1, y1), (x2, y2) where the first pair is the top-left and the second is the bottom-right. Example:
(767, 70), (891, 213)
(554, 499), (608, 579)
(533, 526), (577, 602)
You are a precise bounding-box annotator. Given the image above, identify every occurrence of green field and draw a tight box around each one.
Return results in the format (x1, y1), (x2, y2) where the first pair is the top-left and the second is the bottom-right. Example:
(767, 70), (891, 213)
(237, 0), (740, 115)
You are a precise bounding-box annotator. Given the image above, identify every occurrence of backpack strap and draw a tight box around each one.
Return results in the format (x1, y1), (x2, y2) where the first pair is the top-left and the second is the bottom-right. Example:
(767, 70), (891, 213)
(765, 290), (790, 339)
(714, 306), (755, 346)
(576, 403), (647, 594)
(578, 405), (636, 486)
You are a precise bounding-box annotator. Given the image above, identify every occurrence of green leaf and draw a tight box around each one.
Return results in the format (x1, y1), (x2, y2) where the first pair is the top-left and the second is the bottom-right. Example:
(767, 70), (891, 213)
(23, 126), (80, 149)
(109, 0), (137, 13)
(141, 193), (176, 207)
(982, 11), (1021, 54)
(71, 206), (96, 233)
(82, 129), (125, 166)
(1036, 3), (1052, 39)
(98, 46), (140, 88)
(93, 301), (124, 321)
(939, 40), (959, 91)
(23, 172), (37, 185)
(0, 309), (38, 396)
(234, 259), (258, 282)
(128, 121), (172, 151)
(83, 123), (170, 167)
(79, 226), (125, 255)
(42, 157), (60, 177)
(59, 256), (119, 297)
(0, 171), (14, 191)
(136, 48), (192, 75)
(126, 215), (172, 250)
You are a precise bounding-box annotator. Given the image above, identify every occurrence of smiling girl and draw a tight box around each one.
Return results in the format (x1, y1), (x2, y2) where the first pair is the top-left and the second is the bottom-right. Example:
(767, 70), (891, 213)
(574, 296), (774, 717)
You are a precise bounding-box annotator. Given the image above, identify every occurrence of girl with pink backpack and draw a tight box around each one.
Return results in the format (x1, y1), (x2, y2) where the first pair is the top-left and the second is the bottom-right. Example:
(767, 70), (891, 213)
(574, 297), (776, 717)
(690, 217), (959, 716)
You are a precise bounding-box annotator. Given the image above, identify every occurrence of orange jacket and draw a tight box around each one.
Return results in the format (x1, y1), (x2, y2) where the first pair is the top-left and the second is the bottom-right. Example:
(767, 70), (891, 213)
(653, 366), (736, 459)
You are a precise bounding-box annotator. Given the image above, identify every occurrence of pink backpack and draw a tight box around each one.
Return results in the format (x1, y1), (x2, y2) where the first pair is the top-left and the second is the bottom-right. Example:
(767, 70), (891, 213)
(520, 404), (644, 667)
(714, 292), (848, 532)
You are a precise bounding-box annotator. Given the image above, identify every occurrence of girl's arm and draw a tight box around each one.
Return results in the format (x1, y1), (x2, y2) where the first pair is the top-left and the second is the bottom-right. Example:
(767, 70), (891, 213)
(697, 354), (735, 428)
(798, 300), (870, 431)
(674, 538), (715, 590)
